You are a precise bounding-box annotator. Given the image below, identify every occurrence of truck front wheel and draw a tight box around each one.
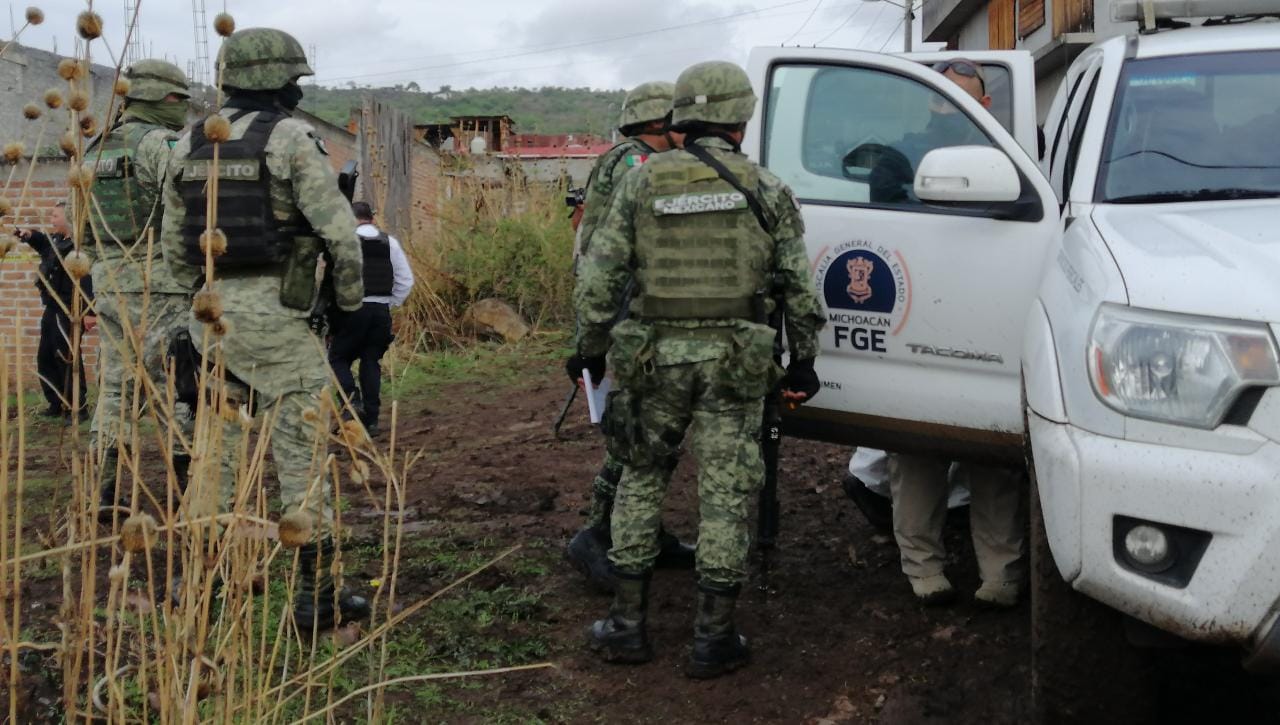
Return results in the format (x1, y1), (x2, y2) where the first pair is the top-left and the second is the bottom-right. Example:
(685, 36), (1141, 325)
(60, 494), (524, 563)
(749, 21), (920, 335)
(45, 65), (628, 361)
(1027, 435), (1156, 723)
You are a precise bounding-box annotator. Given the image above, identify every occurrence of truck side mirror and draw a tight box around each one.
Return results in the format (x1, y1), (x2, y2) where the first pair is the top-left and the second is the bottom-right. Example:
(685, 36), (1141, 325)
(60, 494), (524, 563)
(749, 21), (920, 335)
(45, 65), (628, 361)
(914, 146), (1021, 203)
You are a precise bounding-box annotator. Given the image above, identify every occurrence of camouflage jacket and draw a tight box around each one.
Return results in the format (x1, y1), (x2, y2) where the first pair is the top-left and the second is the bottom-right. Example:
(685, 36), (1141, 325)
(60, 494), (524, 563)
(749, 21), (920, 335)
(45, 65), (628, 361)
(88, 121), (187, 295)
(160, 107), (362, 317)
(575, 136), (825, 363)
(576, 136), (655, 258)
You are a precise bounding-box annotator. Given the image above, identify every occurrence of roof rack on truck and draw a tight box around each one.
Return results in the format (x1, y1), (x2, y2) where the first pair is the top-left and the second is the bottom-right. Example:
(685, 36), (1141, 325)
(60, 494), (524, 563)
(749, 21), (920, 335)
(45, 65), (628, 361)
(1112, 0), (1280, 30)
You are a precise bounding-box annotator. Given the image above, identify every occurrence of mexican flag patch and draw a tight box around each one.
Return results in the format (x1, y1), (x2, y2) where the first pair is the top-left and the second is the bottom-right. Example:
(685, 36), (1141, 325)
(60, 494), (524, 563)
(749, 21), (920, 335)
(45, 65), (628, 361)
(625, 154), (649, 168)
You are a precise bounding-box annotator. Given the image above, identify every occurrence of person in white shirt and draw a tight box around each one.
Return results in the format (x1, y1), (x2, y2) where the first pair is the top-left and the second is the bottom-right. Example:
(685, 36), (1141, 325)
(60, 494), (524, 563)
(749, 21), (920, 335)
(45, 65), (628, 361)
(328, 201), (414, 436)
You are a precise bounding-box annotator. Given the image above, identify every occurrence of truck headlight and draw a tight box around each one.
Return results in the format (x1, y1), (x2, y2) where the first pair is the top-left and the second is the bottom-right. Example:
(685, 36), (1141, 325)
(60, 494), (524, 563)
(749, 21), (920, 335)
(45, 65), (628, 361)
(1088, 304), (1280, 428)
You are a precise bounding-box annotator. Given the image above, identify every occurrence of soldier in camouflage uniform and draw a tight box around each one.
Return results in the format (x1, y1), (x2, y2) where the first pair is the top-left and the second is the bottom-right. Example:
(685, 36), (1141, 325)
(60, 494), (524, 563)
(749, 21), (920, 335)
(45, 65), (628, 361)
(566, 80), (695, 592)
(571, 61), (825, 678)
(84, 60), (194, 522)
(159, 27), (369, 631)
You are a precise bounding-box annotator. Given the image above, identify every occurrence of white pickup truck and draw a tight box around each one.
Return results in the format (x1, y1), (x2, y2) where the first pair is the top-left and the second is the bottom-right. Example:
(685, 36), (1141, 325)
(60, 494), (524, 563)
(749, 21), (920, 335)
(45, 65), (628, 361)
(746, 3), (1280, 717)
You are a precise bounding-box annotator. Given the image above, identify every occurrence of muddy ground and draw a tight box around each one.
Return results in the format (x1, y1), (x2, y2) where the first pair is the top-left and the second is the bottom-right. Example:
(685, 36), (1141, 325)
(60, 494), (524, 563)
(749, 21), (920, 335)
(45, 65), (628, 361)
(11, 337), (1280, 722)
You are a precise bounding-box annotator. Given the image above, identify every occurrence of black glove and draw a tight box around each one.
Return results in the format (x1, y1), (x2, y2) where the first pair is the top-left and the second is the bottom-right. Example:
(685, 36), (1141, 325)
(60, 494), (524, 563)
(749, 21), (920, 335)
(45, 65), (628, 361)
(782, 357), (820, 403)
(565, 352), (607, 386)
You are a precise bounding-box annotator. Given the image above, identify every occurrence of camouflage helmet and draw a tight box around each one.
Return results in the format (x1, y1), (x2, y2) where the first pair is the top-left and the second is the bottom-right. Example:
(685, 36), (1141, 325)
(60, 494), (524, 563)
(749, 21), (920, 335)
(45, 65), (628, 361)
(672, 61), (757, 126)
(618, 81), (674, 130)
(124, 59), (189, 102)
(219, 27), (314, 91)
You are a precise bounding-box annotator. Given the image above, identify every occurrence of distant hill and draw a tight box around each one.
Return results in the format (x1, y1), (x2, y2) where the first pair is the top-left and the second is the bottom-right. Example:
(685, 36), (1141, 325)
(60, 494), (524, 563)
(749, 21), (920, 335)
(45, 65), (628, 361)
(298, 84), (627, 136)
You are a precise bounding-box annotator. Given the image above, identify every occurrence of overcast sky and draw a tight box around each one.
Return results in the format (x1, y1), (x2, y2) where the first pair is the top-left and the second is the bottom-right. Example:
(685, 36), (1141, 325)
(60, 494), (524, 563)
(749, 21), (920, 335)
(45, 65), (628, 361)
(9, 0), (923, 90)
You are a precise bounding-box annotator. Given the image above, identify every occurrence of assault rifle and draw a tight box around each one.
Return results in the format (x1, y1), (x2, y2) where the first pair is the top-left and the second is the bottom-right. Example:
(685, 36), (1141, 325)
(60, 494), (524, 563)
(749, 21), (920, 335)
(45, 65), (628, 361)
(308, 161), (360, 337)
(756, 288), (785, 592)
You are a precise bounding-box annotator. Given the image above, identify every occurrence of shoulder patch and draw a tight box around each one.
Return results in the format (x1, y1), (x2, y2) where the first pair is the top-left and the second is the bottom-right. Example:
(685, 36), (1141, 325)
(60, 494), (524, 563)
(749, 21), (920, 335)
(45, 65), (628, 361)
(625, 154), (649, 168)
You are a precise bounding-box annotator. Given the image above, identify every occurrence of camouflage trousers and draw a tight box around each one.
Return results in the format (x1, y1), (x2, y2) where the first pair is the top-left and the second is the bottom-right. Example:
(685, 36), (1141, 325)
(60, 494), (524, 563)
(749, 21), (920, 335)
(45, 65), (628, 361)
(187, 311), (334, 539)
(608, 359), (764, 588)
(92, 291), (194, 450)
(586, 451), (624, 528)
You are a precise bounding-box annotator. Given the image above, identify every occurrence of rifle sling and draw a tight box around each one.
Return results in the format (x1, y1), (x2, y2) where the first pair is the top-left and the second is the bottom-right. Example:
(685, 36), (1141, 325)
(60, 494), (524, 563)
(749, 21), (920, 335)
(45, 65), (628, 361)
(683, 143), (771, 234)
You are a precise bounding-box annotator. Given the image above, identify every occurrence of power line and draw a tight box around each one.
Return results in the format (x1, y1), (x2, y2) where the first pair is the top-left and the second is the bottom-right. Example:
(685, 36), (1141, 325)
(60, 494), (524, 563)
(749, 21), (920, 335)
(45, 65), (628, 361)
(814, 2), (864, 45)
(782, 0), (824, 44)
(316, 0), (810, 84)
(876, 16), (908, 51)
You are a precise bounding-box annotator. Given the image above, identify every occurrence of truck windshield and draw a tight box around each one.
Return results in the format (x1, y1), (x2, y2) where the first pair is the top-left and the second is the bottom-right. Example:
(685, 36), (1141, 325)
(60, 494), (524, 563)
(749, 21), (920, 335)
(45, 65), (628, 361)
(1098, 49), (1280, 203)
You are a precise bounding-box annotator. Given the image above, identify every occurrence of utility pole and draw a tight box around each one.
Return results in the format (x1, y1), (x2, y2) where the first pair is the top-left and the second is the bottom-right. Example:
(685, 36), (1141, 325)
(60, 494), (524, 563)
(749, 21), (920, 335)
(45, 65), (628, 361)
(904, 0), (913, 51)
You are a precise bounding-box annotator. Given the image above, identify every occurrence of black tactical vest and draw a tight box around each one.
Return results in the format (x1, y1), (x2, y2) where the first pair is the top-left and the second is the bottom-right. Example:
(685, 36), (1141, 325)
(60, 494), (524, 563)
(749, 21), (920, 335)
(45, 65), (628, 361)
(178, 110), (306, 268)
(360, 230), (394, 296)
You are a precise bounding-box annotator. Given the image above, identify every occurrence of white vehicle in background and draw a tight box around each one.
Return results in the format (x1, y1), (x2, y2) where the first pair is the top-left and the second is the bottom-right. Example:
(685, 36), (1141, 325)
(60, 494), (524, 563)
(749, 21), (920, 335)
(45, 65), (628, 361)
(747, 1), (1280, 718)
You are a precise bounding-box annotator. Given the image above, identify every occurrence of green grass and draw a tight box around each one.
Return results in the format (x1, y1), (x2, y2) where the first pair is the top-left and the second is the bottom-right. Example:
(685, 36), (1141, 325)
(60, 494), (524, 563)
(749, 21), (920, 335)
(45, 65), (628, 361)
(382, 333), (568, 402)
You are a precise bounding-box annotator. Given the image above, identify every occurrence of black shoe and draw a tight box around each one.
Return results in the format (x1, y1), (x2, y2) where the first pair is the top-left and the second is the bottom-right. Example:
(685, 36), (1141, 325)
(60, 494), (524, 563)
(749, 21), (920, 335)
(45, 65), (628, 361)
(39, 405), (64, 419)
(841, 474), (895, 535)
(363, 420), (381, 438)
(654, 527), (696, 570)
(566, 525), (615, 594)
(686, 582), (750, 679)
(293, 539), (371, 633)
(587, 571), (652, 664)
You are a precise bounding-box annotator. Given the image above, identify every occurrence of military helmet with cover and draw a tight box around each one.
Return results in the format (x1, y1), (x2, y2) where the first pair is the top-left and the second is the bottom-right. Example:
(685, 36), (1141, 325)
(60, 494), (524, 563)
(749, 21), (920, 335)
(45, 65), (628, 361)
(219, 27), (314, 91)
(123, 59), (190, 102)
(671, 61), (757, 126)
(618, 81), (674, 129)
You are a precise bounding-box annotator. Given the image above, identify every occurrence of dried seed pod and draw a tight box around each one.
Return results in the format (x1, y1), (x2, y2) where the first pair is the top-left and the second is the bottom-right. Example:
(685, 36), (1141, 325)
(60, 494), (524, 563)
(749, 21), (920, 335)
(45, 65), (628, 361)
(278, 511), (312, 548)
(192, 288), (223, 323)
(108, 563), (128, 583)
(2, 142), (23, 164)
(22, 103), (41, 120)
(0, 198), (11, 217)
(350, 460), (370, 485)
(43, 88), (63, 109)
(68, 90), (89, 112)
(67, 163), (94, 189)
(25, 6), (43, 25)
(57, 58), (84, 81)
(0, 239), (16, 258)
(76, 11), (103, 40)
(113, 77), (131, 97)
(63, 250), (92, 279)
(203, 115), (232, 143)
(210, 318), (231, 337)
(81, 120), (98, 138)
(199, 228), (227, 257)
(59, 131), (77, 156)
(300, 406), (320, 424)
(340, 419), (368, 447)
(213, 12), (235, 37)
(78, 112), (96, 131)
(120, 514), (157, 553)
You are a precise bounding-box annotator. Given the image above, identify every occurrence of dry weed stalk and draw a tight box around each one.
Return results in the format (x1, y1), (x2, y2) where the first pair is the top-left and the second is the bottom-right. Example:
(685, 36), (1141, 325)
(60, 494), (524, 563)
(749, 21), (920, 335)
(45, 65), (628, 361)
(0, 4), (551, 722)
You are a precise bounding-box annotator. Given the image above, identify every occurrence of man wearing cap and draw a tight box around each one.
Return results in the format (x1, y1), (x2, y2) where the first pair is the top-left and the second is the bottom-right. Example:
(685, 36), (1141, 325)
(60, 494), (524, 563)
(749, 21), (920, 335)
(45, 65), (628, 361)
(572, 60), (825, 678)
(84, 59), (194, 522)
(565, 80), (694, 593)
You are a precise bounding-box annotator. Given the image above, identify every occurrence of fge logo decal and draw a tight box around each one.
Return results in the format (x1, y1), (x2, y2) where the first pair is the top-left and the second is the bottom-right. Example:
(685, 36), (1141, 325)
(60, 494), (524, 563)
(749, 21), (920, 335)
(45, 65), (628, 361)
(813, 240), (912, 354)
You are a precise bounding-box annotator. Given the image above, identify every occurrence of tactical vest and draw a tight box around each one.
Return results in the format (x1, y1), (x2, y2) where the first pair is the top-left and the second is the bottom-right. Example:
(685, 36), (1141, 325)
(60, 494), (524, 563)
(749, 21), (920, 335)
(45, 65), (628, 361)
(578, 137), (653, 258)
(631, 149), (774, 320)
(360, 230), (394, 296)
(178, 110), (308, 268)
(88, 122), (163, 248)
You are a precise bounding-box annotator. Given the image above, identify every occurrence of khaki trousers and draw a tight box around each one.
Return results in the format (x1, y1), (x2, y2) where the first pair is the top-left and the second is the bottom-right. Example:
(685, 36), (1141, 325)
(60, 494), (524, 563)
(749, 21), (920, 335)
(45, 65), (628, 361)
(887, 453), (1027, 585)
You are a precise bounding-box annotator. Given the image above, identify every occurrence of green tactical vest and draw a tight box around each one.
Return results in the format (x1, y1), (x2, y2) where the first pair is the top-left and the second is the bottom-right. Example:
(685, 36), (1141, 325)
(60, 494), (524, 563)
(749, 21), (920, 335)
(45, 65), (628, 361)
(631, 149), (774, 320)
(88, 122), (165, 257)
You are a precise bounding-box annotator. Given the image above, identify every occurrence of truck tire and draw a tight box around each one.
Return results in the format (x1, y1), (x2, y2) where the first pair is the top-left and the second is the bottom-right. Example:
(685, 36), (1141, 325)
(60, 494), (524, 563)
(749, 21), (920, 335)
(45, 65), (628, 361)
(1026, 426), (1156, 724)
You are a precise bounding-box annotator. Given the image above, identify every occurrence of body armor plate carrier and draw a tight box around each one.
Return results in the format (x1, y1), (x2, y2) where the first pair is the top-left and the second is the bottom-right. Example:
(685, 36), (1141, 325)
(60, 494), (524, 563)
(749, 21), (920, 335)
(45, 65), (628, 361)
(179, 110), (308, 268)
(631, 149), (773, 320)
(360, 231), (394, 297)
(88, 122), (163, 250)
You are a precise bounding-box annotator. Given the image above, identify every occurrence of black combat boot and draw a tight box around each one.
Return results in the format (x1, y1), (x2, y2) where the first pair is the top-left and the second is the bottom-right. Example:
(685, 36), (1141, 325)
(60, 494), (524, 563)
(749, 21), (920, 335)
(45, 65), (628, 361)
(566, 522), (615, 593)
(293, 538), (371, 633)
(97, 449), (127, 524)
(587, 570), (653, 664)
(654, 526), (696, 570)
(686, 582), (750, 679)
